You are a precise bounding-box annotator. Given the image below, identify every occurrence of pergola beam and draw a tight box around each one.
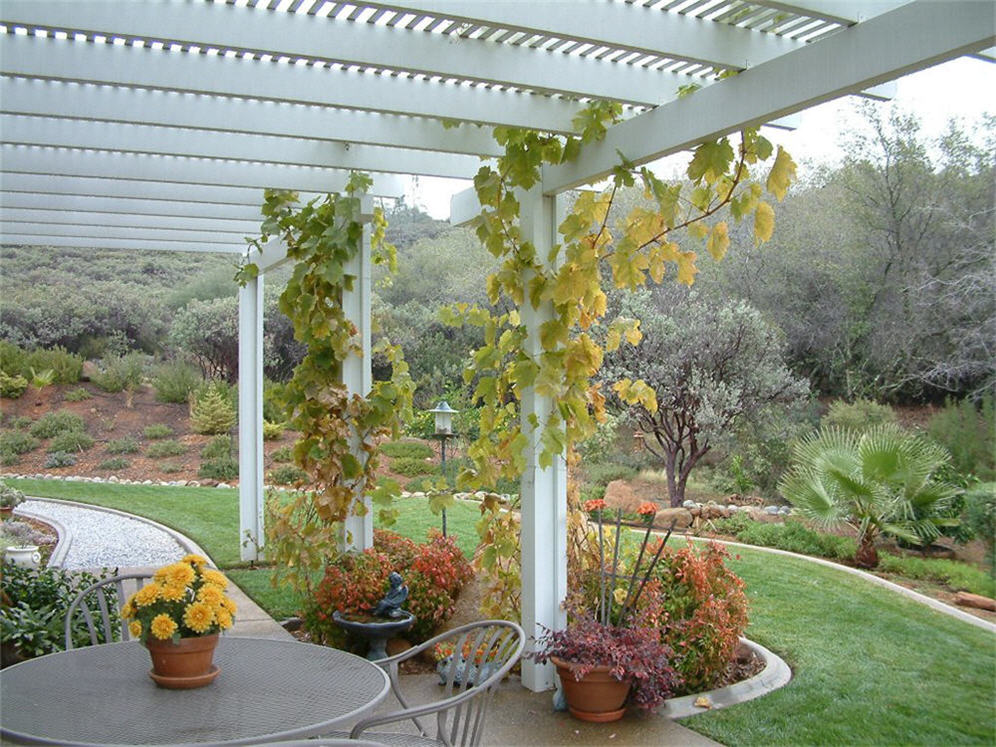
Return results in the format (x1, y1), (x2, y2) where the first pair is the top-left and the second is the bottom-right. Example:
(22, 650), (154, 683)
(544, 0), (996, 193)
(0, 192), (264, 221)
(0, 234), (241, 254)
(0, 208), (257, 235)
(1, 221), (246, 245)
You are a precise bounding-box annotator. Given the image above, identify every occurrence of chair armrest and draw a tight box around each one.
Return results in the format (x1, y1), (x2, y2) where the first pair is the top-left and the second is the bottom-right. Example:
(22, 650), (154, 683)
(349, 680), (495, 738)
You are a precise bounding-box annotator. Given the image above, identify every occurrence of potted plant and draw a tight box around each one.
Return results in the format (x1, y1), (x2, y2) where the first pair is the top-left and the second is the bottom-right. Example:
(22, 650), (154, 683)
(530, 511), (682, 721)
(120, 555), (237, 689)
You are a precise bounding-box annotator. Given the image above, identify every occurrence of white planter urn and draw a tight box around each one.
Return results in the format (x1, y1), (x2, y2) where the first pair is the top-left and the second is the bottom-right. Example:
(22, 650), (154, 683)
(4, 545), (41, 569)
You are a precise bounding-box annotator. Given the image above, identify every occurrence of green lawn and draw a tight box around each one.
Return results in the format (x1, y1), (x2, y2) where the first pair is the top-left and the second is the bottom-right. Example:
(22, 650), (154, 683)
(685, 540), (996, 746)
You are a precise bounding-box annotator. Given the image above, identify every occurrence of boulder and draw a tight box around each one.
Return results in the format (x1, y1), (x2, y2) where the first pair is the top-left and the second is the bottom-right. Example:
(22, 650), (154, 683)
(602, 480), (648, 514)
(954, 592), (996, 612)
(654, 507), (693, 530)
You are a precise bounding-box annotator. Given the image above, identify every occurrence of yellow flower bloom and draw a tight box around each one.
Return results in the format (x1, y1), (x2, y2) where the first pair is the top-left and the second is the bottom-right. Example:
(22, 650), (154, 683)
(216, 608), (233, 630)
(133, 584), (161, 607)
(182, 554), (208, 566)
(221, 597), (237, 615)
(159, 582), (188, 602)
(150, 613), (178, 640)
(198, 584), (225, 607)
(164, 563), (196, 587)
(128, 620), (143, 638)
(613, 587), (627, 605)
(201, 569), (228, 589)
(121, 598), (136, 619)
(183, 601), (215, 634)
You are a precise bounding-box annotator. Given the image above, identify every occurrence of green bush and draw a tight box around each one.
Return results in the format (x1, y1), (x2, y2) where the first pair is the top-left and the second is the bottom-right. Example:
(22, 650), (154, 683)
(198, 457), (239, 481)
(0, 341), (28, 377)
(44, 451), (77, 468)
(2, 452), (20, 466)
(146, 439), (186, 458)
(63, 387), (92, 402)
(105, 437), (140, 455)
(271, 445), (293, 463)
(96, 457), (131, 471)
(262, 420), (285, 441)
(711, 515), (858, 561)
(0, 371), (29, 399)
(143, 424), (173, 440)
(380, 440), (434, 459)
(7, 416), (32, 430)
(189, 384), (236, 435)
(47, 430), (94, 453)
(152, 360), (203, 404)
(928, 396), (995, 481)
(268, 464), (308, 485)
(263, 379), (289, 424)
(390, 456), (437, 477)
(0, 430), (40, 455)
(877, 552), (995, 598)
(822, 398), (897, 434)
(23, 347), (83, 384)
(159, 462), (182, 474)
(28, 368), (56, 389)
(29, 410), (85, 439)
(91, 353), (146, 393)
(0, 480), (25, 509)
(201, 435), (233, 460)
(962, 482), (995, 568)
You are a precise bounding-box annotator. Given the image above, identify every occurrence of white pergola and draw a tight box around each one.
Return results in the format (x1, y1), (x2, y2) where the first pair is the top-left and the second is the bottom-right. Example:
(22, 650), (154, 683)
(1, 0), (992, 691)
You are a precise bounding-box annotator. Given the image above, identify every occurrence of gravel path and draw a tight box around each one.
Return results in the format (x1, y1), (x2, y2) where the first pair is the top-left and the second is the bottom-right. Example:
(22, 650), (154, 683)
(18, 500), (186, 570)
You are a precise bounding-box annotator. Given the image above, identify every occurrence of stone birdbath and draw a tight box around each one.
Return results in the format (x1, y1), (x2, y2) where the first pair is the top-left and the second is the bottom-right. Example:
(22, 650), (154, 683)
(333, 572), (416, 661)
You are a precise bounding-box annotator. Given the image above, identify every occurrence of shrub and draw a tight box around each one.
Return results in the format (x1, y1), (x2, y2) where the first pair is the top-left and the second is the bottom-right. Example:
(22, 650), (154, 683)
(7, 416), (32, 430)
(822, 398), (897, 434)
(159, 462), (183, 474)
(96, 457), (131, 471)
(373, 529), (418, 567)
(63, 387), (92, 402)
(262, 420), (285, 441)
(198, 457), (239, 480)
(143, 423), (173, 440)
(390, 457), (436, 477)
(0, 371), (29, 399)
(146, 439), (186, 458)
(23, 347), (84, 384)
(152, 360), (203, 404)
(44, 451), (77, 468)
(2, 452), (20, 466)
(91, 352), (145, 393)
(0, 430), (40, 455)
(29, 410), (85, 439)
(878, 552), (995, 598)
(189, 385), (236, 435)
(268, 464), (308, 485)
(962, 482), (995, 568)
(105, 437), (140, 455)
(928, 395), (995, 481)
(271, 445), (293, 463)
(0, 479), (25, 509)
(0, 341), (28, 378)
(201, 435), (233, 460)
(47, 430), (94, 453)
(583, 462), (637, 491)
(711, 515), (857, 561)
(263, 379), (289, 424)
(380, 440), (434, 460)
(639, 542), (749, 693)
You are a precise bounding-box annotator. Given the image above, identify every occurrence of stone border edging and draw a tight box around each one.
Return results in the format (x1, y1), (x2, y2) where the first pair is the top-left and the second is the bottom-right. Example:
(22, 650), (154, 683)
(702, 536), (996, 633)
(16, 496), (216, 568)
(661, 637), (791, 719)
(13, 504), (73, 568)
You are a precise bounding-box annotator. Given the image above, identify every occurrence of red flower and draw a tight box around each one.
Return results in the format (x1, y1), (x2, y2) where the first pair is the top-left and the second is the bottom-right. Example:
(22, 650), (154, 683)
(637, 502), (658, 517)
(584, 498), (607, 512)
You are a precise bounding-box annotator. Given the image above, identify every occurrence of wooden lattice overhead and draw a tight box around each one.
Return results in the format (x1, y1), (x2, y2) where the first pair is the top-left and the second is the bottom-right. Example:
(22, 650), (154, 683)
(0, 0), (993, 252)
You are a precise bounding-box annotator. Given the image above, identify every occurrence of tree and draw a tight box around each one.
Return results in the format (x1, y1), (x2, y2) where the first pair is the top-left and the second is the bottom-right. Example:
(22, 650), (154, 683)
(604, 289), (808, 507)
(779, 425), (961, 568)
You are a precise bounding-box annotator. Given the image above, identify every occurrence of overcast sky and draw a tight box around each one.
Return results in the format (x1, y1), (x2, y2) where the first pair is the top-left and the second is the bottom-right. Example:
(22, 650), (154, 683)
(406, 55), (995, 220)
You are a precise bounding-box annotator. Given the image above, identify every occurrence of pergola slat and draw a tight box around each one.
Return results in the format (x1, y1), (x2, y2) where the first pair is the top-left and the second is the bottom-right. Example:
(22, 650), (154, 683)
(0, 234), (243, 253)
(0, 208), (257, 234)
(0, 192), (264, 221)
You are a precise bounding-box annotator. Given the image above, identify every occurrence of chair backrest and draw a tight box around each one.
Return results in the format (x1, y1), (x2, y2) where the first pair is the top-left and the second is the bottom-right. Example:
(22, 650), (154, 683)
(428, 620), (525, 747)
(64, 572), (154, 650)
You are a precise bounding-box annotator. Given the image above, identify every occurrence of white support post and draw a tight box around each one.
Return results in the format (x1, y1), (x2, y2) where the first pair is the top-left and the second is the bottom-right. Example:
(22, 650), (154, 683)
(518, 187), (569, 692)
(238, 273), (265, 562)
(339, 197), (374, 551)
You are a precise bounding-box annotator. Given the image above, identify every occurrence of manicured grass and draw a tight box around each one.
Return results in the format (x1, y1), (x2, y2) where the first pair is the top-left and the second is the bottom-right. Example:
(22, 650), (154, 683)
(684, 540), (996, 746)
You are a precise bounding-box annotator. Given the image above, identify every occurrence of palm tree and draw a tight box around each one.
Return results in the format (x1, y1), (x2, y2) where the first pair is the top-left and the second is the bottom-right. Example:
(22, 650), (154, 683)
(778, 425), (960, 568)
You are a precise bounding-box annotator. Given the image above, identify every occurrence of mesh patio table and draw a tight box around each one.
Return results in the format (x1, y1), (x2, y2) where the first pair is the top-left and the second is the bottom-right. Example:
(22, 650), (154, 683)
(0, 637), (390, 746)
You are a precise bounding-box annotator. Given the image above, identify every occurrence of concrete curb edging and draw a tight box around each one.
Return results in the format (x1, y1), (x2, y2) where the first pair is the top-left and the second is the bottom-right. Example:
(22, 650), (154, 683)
(13, 504), (73, 568)
(661, 637), (792, 719)
(16, 496), (215, 568)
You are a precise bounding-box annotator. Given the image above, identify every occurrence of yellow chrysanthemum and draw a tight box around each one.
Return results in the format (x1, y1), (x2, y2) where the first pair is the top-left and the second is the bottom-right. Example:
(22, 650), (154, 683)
(133, 583), (161, 607)
(221, 597), (237, 615)
(198, 584), (225, 607)
(150, 613), (178, 640)
(201, 569), (228, 589)
(128, 620), (143, 638)
(182, 554), (208, 566)
(164, 563), (196, 587)
(159, 582), (188, 602)
(183, 601), (215, 634)
(216, 608), (233, 630)
(121, 598), (136, 619)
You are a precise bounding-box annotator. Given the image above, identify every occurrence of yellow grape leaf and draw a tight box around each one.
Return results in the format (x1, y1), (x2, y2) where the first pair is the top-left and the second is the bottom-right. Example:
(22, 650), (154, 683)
(613, 378), (658, 413)
(626, 207), (665, 248)
(754, 201), (775, 245)
(766, 146), (797, 202)
(676, 250), (699, 286)
(707, 221), (730, 261)
(687, 221), (708, 241)
(551, 263), (588, 307)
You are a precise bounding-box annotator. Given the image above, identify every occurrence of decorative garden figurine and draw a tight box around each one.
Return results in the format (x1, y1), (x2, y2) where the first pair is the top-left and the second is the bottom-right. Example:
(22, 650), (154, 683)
(333, 571), (416, 660)
(373, 572), (409, 618)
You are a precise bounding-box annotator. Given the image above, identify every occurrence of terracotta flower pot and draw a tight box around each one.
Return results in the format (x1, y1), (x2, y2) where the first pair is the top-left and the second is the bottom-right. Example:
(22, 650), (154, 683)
(551, 655), (632, 722)
(145, 634), (220, 689)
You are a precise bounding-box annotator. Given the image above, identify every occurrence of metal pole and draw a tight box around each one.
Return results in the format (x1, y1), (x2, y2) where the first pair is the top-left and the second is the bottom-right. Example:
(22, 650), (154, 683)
(440, 435), (448, 537)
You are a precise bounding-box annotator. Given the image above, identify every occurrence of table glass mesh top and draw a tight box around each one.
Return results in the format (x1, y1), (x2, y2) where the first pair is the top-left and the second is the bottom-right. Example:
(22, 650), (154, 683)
(0, 637), (389, 745)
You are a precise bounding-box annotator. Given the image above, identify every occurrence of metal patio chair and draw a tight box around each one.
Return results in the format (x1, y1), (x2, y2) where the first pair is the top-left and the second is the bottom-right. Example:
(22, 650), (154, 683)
(345, 619), (524, 747)
(64, 572), (153, 649)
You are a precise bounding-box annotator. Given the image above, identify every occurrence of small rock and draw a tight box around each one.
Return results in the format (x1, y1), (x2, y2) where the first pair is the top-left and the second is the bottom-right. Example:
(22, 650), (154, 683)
(216, 483), (230, 489)
(693, 695), (712, 709)
(954, 592), (996, 611)
(280, 616), (303, 632)
(682, 500), (697, 509)
(764, 506), (780, 515)
(779, 506), (792, 515)
(654, 507), (693, 530)
(728, 504), (739, 513)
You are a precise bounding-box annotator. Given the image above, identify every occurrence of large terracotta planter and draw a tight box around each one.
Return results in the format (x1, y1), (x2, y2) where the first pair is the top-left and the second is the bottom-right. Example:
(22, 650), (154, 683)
(551, 656), (632, 722)
(145, 634), (220, 689)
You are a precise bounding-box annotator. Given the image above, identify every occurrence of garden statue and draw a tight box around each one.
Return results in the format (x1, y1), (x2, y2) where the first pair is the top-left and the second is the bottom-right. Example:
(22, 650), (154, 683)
(373, 572), (409, 618)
